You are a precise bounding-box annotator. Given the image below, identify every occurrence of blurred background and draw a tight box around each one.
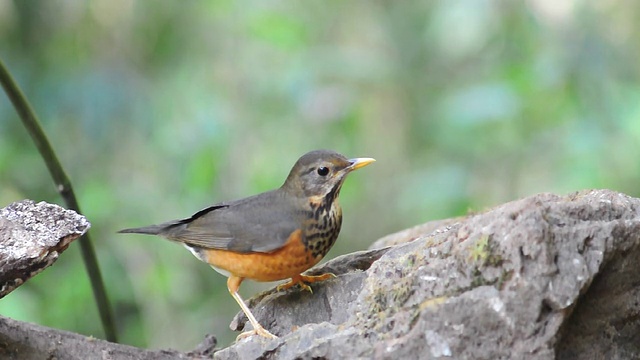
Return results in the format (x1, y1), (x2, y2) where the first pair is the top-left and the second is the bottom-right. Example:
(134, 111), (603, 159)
(1, 0), (639, 350)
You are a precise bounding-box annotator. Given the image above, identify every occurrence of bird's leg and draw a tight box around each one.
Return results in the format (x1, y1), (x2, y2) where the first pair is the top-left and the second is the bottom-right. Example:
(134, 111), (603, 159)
(276, 273), (336, 293)
(227, 276), (277, 340)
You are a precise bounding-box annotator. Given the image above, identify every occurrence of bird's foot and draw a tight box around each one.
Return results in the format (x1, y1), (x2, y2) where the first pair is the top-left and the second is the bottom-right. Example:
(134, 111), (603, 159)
(236, 325), (278, 341)
(276, 273), (336, 293)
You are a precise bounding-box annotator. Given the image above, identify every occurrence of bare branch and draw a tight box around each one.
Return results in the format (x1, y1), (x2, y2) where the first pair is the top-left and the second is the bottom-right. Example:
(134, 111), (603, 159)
(0, 57), (118, 342)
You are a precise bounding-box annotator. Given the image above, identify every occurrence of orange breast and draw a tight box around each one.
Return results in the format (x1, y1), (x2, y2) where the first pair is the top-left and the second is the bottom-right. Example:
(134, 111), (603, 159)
(203, 229), (321, 282)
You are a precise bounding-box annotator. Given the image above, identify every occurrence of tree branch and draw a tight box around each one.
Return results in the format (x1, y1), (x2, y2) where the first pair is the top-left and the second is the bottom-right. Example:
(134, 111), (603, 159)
(0, 58), (118, 343)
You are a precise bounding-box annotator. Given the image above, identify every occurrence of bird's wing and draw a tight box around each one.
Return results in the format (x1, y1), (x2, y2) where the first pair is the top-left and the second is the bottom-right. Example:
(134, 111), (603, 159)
(161, 191), (301, 254)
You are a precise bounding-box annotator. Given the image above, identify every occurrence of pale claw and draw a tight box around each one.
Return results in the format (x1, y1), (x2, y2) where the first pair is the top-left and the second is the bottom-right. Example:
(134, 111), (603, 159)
(236, 326), (278, 341)
(277, 273), (337, 293)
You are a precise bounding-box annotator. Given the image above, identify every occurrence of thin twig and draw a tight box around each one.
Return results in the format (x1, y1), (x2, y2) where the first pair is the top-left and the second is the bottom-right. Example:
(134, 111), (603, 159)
(0, 58), (118, 343)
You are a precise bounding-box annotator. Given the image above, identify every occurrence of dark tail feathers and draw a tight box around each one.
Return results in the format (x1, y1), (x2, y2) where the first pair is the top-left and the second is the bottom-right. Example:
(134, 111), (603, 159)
(118, 225), (164, 235)
(119, 206), (225, 236)
(118, 221), (181, 236)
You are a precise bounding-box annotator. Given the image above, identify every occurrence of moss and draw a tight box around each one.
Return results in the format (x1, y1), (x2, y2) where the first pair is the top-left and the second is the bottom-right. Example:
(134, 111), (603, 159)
(418, 296), (448, 311)
(496, 269), (514, 290)
(404, 254), (416, 268)
(468, 234), (503, 267)
(390, 276), (414, 307)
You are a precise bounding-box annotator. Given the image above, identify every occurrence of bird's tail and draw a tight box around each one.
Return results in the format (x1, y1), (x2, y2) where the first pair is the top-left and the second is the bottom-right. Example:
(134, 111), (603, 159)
(118, 222), (179, 236)
(118, 225), (164, 235)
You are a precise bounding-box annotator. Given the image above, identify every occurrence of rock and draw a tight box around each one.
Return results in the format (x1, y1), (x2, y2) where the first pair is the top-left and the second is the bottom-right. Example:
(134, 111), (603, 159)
(3, 191), (638, 359)
(0, 199), (217, 359)
(369, 217), (461, 249)
(212, 189), (640, 360)
(0, 200), (90, 298)
(0, 315), (201, 360)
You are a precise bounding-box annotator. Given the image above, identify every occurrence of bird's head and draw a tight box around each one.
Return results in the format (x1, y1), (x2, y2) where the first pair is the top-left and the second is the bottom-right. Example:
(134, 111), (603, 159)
(282, 149), (375, 199)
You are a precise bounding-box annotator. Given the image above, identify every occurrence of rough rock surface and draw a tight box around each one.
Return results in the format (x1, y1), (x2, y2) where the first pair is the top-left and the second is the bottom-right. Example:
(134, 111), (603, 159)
(2, 190), (640, 359)
(0, 315), (214, 360)
(214, 189), (640, 360)
(0, 200), (90, 298)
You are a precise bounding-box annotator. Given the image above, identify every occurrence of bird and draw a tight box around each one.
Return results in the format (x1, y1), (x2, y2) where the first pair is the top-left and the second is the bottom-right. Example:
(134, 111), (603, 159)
(118, 149), (375, 339)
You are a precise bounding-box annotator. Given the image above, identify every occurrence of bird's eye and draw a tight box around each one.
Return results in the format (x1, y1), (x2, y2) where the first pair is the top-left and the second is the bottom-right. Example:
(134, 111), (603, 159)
(317, 167), (330, 176)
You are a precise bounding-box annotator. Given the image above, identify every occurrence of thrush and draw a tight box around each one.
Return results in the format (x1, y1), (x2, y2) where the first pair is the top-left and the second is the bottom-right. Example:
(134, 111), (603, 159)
(119, 149), (375, 339)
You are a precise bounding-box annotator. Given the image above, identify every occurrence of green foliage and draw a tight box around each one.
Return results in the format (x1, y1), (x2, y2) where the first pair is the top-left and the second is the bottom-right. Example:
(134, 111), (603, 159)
(1, 0), (640, 350)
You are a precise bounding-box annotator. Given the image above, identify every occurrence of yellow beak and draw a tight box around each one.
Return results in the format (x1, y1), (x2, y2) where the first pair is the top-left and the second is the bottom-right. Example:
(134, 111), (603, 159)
(348, 157), (376, 171)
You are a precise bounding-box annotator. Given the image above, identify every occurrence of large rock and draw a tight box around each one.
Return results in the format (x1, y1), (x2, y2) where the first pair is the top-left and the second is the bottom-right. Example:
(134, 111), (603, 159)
(2, 191), (638, 359)
(214, 189), (640, 359)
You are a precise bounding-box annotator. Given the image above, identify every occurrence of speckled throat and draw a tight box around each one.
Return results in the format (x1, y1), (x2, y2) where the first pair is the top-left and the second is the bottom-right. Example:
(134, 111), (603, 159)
(302, 186), (343, 259)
